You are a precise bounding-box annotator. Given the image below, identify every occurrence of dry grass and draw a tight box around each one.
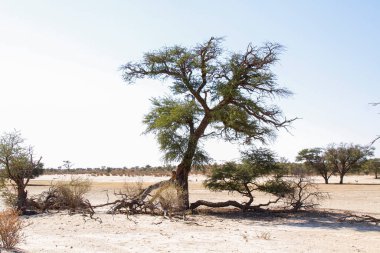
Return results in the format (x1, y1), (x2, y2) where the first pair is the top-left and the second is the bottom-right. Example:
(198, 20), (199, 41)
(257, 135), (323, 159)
(0, 209), (24, 249)
(122, 181), (144, 198)
(256, 231), (271, 240)
(150, 183), (184, 217)
(31, 177), (93, 213)
(51, 177), (92, 210)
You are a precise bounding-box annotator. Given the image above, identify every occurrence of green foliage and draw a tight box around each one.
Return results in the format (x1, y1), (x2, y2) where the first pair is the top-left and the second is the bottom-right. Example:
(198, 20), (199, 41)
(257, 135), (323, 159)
(296, 148), (334, 183)
(205, 162), (248, 192)
(0, 131), (44, 211)
(121, 37), (295, 169)
(325, 143), (373, 165)
(143, 97), (210, 166)
(325, 143), (374, 176)
(204, 148), (290, 199)
(0, 131), (44, 183)
(298, 143), (375, 184)
(256, 177), (293, 197)
(358, 158), (380, 177)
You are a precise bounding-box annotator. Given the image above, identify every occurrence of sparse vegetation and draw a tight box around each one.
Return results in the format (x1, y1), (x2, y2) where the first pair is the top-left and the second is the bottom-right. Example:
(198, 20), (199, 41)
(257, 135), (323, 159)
(0, 209), (24, 249)
(29, 177), (93, 215)
(283, 176), (329, 211)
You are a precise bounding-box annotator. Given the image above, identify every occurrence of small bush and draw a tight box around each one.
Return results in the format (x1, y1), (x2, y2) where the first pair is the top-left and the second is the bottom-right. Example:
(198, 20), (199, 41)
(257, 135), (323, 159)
(53, 177), (92, 209)
(0, 209), (24, 249)
(32, 177), (92, 213)
(122, 182), (144, 198)
(150, 183), (184, 217)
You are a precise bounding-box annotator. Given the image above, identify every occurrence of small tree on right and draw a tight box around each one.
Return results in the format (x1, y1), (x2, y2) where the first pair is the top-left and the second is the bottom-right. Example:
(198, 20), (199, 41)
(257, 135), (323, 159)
(296, 148), (334, 184)
(362, 158), (380, 179)
(325, 143), (374, 184)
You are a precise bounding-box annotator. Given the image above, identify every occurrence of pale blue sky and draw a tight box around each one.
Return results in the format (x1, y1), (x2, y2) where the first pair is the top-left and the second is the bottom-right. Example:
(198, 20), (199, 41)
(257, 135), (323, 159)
(0, 1), (379, 168)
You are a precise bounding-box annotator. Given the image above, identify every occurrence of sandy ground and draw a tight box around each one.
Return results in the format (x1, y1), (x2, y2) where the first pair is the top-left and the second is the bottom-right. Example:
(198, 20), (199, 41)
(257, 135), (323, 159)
(1, 175), (379, 253)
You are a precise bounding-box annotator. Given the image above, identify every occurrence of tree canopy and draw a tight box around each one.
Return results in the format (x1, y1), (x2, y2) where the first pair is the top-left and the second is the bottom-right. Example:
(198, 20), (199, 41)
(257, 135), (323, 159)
(325, 143), (373, 184)
(121, 37), (295, 208)
(205, 148), (290, 202)
(296, 148), (334, 184)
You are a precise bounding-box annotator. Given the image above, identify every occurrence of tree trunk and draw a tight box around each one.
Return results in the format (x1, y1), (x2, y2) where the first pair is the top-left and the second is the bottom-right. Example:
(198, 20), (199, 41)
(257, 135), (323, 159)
(375, 169), (378, 179)
(339, 174), (344, 184)
(176, 147), (196, 209)
(176, 164), (190, 209)
(323, 177), (329, 184)
(16, 185), (27, 212)
(175, 116), (210, 209)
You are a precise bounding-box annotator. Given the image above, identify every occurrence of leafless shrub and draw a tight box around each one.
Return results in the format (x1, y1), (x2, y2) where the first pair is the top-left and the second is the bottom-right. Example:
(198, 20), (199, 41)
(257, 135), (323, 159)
(284, 176), (329, 211)
(0, 209), (24, 249)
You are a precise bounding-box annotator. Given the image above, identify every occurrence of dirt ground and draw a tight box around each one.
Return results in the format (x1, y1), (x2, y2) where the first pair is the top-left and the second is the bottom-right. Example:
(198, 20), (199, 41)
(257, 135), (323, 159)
(1, 175), (379, 253)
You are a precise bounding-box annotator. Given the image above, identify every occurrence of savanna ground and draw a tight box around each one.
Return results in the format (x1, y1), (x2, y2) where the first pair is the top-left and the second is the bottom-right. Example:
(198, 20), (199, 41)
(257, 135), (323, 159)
(1, 175), (379, 253)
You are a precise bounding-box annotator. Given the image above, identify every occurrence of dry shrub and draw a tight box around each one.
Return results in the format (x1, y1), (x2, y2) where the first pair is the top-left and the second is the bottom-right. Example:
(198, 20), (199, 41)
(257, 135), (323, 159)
(150, 183), (184, 216)
(53, 177), (92, 209)
(122, 182), (144, 198)
(256, 231), (271, 240)
(0, 209), (23, 249)
(32, 177), (92, 213)
(284, 176), (329, 211)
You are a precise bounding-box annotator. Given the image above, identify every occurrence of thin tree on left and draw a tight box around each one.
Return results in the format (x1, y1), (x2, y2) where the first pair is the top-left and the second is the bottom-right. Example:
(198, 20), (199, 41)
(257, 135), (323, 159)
(0, 131), (44, 213)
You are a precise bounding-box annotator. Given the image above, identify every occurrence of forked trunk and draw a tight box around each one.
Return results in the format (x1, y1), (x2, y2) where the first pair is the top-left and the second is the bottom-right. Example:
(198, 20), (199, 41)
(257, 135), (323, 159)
(324, 177), (329, 184)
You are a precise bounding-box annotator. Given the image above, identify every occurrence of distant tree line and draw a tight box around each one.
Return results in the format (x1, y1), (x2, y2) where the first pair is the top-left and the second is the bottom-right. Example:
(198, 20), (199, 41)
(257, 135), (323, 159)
(296, 143), (375, 184)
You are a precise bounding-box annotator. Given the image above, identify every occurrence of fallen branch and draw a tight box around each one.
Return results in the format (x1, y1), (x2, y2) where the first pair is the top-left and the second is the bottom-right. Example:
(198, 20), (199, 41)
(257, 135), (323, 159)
(190, 197), (281, 211)
(91, 174), (177, 215)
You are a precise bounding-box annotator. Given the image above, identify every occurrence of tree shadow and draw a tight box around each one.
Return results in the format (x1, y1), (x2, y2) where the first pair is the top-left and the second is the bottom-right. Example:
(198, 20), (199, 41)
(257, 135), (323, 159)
(193, 208), (380, 232)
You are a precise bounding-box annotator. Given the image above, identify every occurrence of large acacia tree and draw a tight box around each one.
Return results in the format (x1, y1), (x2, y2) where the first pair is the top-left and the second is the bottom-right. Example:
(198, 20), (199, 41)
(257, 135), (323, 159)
(121, 38), (295, 208)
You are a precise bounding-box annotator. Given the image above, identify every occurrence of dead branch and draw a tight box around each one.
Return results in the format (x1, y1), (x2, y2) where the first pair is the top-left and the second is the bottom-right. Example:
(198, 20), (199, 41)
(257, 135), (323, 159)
(90, 178), (179, 217)
(190, 197), (281, 211)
